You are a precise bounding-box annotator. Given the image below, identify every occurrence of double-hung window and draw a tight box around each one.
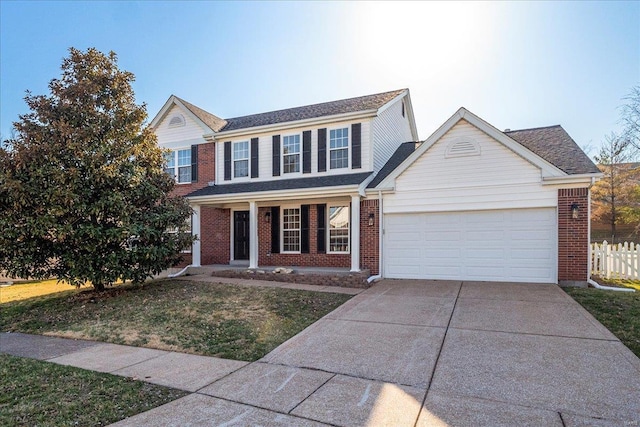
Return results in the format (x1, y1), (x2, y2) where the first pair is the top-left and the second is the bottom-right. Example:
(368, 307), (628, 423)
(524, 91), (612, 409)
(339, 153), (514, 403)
(283, 134), (300, 174)
(329, 128), (349, 169)
(233, 141), (249, 178)
(328, 204), (349, 253)
(282, 207), (301, 252)
(164, 149), (192, 183)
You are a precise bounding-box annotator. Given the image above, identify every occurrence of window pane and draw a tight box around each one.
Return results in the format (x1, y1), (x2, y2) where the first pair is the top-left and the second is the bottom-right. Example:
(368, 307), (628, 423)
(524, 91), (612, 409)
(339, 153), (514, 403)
(234, 159), (248, 178)
(234, 141), (249, 160)
(328, 205), (349, 252)
(283, 135), (300, 154)
(330, 127), (348, 149)
(177, 149), (191, 166)
(330, 148), (348, 169)
(164, 152), (175, 168)
(164, 167), (175, 177)
(178, 166), (192, 183)
(283, 154), (300, 173)
(282, 208), (300, 252)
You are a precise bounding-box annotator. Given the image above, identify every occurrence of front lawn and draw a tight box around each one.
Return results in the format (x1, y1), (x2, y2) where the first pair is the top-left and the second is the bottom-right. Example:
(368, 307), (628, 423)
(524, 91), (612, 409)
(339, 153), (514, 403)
(0, 353), (187, 427)
(0, 279), (351, 361)
(564, 287), (640, 357)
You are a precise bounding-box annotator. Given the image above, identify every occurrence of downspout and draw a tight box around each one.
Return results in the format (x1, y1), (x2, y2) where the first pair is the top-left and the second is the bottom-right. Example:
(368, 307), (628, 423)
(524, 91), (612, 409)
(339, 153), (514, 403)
(367, 190), (384, 283)
(586, 176), (635, 292)
(168, 265), (191, 278)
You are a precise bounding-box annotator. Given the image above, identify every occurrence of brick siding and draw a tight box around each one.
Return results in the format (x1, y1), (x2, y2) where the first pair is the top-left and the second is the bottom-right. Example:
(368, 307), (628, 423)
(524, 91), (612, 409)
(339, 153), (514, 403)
(360, 199), (380, 275)
(170, 142), (216, 197)
(201, 207), (230, 265)
(558, 188), (589, 283)
(258, 206), (351, 268)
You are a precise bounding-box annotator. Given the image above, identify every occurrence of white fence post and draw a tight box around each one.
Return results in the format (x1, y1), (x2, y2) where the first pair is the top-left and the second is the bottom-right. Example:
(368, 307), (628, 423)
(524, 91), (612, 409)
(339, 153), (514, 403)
(590, 240), (640, 280)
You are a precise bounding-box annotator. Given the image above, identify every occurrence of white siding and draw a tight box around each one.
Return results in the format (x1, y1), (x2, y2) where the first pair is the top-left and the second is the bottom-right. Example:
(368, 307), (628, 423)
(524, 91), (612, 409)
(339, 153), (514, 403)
(155, 105), (208, 148)
(216, 119), (372, 184)
(384, 208), (557, 283)
(384, 120), (557, 214)
(372, 96), (414, 171)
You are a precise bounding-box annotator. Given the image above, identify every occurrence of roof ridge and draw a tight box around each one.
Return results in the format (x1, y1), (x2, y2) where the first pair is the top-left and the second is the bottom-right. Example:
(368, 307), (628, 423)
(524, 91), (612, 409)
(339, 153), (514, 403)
(505, 124), (562, 133)
(223, 89), (406, 121)
(173, 96), (227, 132)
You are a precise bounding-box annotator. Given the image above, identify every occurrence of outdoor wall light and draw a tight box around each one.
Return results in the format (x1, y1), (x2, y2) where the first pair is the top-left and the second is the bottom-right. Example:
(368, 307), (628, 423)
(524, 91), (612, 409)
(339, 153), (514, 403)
(571, 203), (579, 219)
(264, 211), (271, 223)
(368, 213), (375, 226)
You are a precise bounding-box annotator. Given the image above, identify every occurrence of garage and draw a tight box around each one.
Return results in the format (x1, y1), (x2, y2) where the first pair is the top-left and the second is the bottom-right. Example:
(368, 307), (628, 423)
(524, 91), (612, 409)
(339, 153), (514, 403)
(384, 208), (557, 283)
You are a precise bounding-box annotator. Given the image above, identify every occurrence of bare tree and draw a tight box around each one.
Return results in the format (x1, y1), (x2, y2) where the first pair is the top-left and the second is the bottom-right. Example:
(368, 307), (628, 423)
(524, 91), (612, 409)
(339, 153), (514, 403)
(621, 85), (640, 151)
(591, 132), (635, 242)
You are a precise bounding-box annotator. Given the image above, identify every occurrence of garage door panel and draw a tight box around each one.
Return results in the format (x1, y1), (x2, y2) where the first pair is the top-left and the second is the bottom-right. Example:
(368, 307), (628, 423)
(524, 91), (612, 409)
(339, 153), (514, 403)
(384, 208), (556, 283)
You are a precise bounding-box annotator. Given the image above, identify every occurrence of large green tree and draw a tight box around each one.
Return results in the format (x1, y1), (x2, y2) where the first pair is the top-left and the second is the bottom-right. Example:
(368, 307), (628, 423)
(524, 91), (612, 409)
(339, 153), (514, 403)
(0, 47), (193, 291)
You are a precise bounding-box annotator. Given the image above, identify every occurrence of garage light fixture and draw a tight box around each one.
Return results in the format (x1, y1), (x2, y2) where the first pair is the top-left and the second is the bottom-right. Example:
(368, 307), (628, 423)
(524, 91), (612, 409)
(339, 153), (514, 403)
(368, 213), (375, 226)
(571, 203), (579, 219)
(264, 211), (271, 223)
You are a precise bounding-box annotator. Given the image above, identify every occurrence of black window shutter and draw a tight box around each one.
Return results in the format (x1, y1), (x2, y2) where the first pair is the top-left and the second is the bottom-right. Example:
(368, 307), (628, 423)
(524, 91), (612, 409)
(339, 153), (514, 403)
(352, 123), (361, 169)
(191, 144), (198, 182)
(250, 137), (259, 178)
(270, 207), (280, 254)
(272, 135), (280, 176)
(224, 141), (231, 181)
(317, 204), (326, 253)
(317, 128), (327, 172)
(302, 130), (311, 174)
(301, 205), (310, 253)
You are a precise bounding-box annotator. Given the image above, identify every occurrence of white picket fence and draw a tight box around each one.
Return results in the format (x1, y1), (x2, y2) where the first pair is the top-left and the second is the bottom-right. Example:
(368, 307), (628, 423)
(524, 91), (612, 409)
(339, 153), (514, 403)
(591, 241), (640, 280)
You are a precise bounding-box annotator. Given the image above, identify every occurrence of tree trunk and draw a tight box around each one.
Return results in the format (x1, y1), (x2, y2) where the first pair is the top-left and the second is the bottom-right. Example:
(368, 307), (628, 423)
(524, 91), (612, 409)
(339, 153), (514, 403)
(93, 282), (106, 292)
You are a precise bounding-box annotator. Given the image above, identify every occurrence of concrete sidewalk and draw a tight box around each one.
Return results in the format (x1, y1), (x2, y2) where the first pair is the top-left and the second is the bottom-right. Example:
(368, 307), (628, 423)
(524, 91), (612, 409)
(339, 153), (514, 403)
(2, 279), (639, 426)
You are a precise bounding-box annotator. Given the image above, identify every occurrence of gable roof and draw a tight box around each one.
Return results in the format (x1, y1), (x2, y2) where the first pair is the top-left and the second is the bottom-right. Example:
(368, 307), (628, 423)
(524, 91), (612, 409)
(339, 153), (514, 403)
(505, 126), (600, 174)
(373, 107), (600, 190)
(174, 96), (227, 132)
(367, 142), (417, 188)
(219, 89), (407, 132)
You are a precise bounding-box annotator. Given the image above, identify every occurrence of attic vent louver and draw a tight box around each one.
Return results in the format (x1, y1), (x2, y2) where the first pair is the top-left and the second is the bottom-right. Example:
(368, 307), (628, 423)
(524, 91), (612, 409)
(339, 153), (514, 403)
(445, 139), (481, 158)
(168, 114), (185, 128)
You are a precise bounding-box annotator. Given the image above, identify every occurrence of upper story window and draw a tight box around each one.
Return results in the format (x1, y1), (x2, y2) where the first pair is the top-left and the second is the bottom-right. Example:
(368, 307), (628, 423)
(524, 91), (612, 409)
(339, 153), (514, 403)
(164, 149), (191, 183)
(282, 207), (301, 253)
(328, 204), (349, 253)
(283, 134), (301, 174)
(329, 127), (349, 169)
(168, 114), (185, 128)
(233, 141), (249, 178)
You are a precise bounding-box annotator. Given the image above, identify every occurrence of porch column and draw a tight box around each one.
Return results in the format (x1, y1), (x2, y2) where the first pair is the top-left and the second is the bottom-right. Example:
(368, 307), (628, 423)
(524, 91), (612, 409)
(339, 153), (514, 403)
(191, 204), (201, 267)
(351, 195), (360, 272)
(249, 201), (258, 269)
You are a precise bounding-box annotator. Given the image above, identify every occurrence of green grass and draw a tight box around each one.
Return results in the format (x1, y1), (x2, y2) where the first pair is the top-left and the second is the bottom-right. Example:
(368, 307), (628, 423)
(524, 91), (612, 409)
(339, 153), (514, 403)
(0, 353), (187, 427)
(1, 279), (352, 361)
(564, 287), (640, 357)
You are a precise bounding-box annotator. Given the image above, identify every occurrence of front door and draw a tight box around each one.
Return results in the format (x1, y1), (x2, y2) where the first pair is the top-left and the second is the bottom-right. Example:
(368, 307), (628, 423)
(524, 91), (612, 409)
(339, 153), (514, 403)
(234, 211), (250, 260)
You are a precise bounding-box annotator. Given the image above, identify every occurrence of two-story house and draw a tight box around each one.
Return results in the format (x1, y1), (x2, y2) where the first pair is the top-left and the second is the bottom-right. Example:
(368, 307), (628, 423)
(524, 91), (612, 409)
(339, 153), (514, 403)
(151, 89), (601, 286)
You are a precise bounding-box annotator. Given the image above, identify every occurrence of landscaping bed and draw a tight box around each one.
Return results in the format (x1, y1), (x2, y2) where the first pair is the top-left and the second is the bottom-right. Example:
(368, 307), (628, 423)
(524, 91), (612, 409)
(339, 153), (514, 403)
(0, 279), (352, 361)
(0, 353), (187, 427)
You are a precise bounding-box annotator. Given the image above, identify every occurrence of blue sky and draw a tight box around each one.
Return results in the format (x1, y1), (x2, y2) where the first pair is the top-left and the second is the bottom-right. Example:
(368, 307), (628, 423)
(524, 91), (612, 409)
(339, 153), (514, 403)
(1, 1), (638, 156)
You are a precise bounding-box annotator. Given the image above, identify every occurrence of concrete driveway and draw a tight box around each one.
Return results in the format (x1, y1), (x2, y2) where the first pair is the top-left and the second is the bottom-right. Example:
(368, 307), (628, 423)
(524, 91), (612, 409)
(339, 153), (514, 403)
(109, 279), (639, 426)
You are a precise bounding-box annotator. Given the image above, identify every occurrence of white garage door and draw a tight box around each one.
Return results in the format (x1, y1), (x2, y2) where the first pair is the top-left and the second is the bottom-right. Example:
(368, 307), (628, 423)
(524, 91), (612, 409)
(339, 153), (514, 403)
(384, 208), (556, 283)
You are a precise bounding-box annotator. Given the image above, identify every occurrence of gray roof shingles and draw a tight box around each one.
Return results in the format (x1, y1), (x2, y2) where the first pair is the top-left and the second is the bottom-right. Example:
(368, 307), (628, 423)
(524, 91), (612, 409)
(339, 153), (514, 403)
(187, 172), (373, 198)
(505, 125), (600, 174)
(367, 142), (417, 188)
(219, 89), (405, 132)
(175, 96), (228, 132)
